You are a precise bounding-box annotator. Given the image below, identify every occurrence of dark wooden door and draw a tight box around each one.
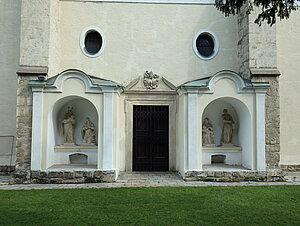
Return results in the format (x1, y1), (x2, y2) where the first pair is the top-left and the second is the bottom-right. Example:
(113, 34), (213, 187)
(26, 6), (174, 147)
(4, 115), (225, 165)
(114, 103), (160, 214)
(133, 105), (169, 171)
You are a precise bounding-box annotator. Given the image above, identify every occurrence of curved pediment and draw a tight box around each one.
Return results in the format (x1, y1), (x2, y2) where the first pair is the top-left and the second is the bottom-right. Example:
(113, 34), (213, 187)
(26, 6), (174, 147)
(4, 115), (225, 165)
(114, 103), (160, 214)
(29, 69), (122, 93)
(179, 70), (269, 94)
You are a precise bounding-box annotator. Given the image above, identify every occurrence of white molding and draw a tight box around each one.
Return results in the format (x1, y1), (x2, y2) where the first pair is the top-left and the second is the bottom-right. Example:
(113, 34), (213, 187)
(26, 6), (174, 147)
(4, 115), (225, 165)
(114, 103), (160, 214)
(193, 29), (219, 61)
(31, 91), (44, 171)
(80, 26), (105, 58)
(255, 93), (266, 171)
(187, 92), (201, 170)
(208, 71), (245, 93)
(102, 93), (114, 170)
(59, 73), (100, 93)
(61, 0), (215, 5)
(39, 70), (121, 94)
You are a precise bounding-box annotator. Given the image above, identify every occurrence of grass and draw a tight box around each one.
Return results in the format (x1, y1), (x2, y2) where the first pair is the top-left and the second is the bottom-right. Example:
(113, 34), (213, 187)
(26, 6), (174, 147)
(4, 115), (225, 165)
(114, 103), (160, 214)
(0, 186), (299, 225)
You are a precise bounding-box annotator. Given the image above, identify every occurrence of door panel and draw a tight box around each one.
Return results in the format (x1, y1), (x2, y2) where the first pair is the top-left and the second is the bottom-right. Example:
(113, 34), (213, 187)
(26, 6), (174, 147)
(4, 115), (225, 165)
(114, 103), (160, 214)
(133, 105), (169, 171)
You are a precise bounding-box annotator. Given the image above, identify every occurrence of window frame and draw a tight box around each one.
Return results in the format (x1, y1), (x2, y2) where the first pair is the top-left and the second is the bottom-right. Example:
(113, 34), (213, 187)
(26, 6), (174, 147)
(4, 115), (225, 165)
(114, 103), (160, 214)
(80, 26), (105, 58)
(193, 30), (219, 61)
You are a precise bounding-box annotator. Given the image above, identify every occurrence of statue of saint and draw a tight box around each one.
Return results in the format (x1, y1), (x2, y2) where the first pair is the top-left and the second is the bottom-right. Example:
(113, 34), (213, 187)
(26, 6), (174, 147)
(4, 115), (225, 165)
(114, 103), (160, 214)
(81, 117), (96, 145)
(202, 117), (214, 146)
(221, 109), (234, 145)
(62, 106), (75, 145)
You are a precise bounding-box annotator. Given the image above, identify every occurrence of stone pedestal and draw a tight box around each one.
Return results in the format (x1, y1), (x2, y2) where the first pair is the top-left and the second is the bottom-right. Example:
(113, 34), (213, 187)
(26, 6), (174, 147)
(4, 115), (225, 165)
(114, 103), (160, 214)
(203, 146), (242, 165)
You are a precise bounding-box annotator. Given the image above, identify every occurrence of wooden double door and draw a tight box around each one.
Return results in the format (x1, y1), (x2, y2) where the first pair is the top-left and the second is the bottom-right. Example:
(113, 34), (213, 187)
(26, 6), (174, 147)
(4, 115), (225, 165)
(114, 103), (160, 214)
(133, 105), (169, 171)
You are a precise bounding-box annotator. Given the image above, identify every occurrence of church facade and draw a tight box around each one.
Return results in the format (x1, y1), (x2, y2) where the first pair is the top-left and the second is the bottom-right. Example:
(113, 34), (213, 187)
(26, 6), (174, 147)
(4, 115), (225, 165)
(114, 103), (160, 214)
(0, 0), (299, 183)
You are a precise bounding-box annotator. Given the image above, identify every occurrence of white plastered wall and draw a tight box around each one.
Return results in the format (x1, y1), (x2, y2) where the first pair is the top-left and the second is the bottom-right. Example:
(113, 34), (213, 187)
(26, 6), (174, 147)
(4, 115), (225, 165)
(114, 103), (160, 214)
(48, 2), (238, 85)
(277, 11), (300, 165)
(0, 0), (21, 166)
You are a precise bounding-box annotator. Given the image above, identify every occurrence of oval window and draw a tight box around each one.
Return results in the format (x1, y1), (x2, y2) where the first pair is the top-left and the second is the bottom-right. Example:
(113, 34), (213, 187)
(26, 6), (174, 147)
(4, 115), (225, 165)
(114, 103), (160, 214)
(196, 34), (214, 57)
(193, 30), (219, 60)
(84, 31), (103, 55)
(80, 27), (105, 58)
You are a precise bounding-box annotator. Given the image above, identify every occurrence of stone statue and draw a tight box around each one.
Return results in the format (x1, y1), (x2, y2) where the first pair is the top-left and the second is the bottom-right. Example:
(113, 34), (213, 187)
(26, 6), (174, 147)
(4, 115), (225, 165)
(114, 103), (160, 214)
(221, 109), (234, 145)
(62, 106), (75, 145)
(81, 117), (96, 145)
(202, 117), (214, 146)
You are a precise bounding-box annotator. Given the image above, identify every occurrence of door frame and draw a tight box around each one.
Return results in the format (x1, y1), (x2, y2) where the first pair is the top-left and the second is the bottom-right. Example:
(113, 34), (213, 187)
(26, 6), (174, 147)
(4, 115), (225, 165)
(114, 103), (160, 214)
(125, 97), (176, 172)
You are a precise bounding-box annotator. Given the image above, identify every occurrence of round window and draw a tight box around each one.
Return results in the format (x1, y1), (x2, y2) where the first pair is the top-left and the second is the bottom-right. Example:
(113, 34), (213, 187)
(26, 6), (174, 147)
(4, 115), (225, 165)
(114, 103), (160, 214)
(80, 27), (104, 57)
(193, 30), (219, 60)
(85, 31), (102, 55)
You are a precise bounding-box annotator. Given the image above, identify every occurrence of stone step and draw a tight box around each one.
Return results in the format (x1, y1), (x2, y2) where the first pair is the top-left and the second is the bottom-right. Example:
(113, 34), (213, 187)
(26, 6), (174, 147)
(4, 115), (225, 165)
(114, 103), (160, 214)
(117, 172), (184, 184)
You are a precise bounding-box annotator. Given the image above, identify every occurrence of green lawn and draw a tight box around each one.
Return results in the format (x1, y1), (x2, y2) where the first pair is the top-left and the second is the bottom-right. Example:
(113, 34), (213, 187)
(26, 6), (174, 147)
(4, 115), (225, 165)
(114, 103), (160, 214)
(0, 186), (299, 225)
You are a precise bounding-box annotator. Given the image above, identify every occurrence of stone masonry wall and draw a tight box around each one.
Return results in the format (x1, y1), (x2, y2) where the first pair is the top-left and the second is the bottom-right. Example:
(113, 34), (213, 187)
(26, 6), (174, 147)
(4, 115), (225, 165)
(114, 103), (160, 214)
(48, 0), (61, 76)
(15, 76), (35, 171)
(238, 4), (277, 75)
(238, 2), (280, 169)
(237, 3), (250, 79)
(11, 170), (116, 184)
(185, 170), (285, 182)
(248, 10), (277, 69)
(253, 76), (280, 169)
(19, 0), (50, 67)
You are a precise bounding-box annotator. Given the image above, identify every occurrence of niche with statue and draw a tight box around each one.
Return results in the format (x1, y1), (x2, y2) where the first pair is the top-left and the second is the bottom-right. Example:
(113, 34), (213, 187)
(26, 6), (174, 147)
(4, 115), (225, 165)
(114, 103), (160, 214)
(202, 98), (243, 166)
(52, 97), (98, 166)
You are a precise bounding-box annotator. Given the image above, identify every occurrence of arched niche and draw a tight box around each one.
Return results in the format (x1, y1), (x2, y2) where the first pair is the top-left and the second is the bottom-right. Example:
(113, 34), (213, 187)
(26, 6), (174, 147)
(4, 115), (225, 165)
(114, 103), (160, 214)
(202, 99), (239, 146)
(202, 97), (252, 169)
(52, 96), (98, 146)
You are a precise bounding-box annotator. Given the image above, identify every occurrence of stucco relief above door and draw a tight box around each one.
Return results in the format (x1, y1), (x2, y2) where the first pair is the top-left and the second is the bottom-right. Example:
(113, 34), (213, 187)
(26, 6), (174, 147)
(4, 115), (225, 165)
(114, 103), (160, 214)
(124, 71), (177, 95)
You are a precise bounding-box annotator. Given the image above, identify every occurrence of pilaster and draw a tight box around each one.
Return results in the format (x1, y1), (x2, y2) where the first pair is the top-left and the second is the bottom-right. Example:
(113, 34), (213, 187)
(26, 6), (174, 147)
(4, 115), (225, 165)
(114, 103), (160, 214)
(186, 90), (201, 171)
(30, 87), (44, 170)
(101, 93), (114, 170)
(255, 91), (266, 170)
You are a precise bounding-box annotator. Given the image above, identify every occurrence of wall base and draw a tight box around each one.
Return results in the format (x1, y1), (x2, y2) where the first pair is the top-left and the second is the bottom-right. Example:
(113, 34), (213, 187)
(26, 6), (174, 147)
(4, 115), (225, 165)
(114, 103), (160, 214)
(11, 170), (116, 184)
(281, 165), (300, 172)
(0, 166), (15, 175)
(184, 170), (286, 182)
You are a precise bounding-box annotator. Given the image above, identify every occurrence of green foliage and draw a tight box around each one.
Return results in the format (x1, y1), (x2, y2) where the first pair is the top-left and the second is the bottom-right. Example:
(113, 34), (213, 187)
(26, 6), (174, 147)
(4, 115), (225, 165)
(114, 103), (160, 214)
(215, 0), (298, 25)
(0, 186), (299, 225)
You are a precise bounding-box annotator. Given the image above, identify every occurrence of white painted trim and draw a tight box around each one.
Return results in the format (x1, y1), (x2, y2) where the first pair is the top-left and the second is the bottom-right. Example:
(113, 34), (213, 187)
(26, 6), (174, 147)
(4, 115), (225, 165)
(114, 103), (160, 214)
(80, 26), (105, 58)
(208, 71), (245, 93)
(61, 0), (215, 5)
(31, 90), (44, 171)
(255, 93), (266, 171)
(187, 92), (201, 170)
(193, 29), (219, 61)
(44, 70), (103, 94)
(102, 93), (114, 170)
